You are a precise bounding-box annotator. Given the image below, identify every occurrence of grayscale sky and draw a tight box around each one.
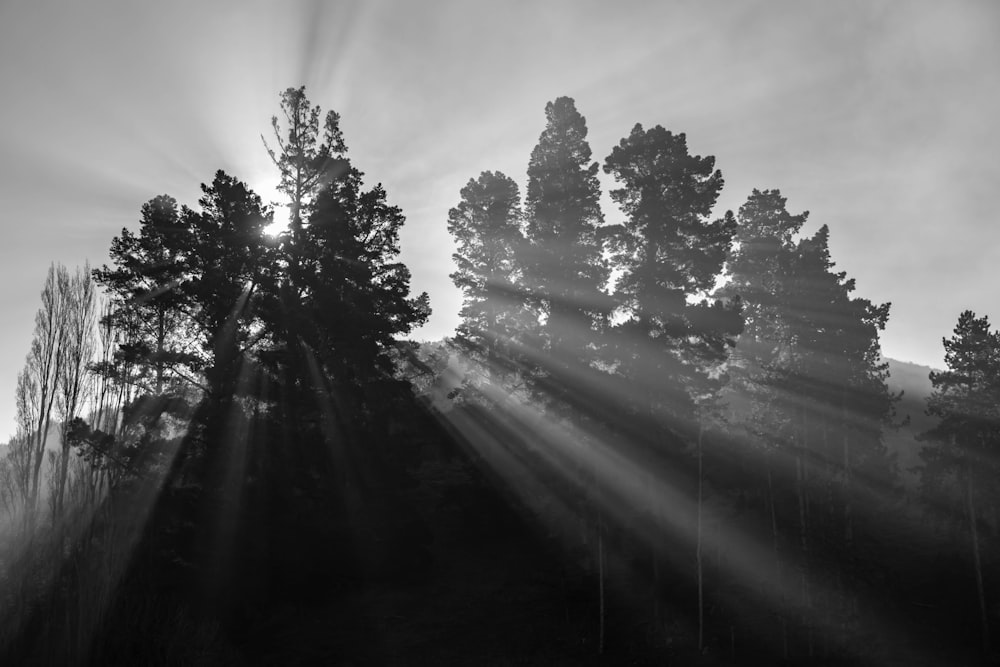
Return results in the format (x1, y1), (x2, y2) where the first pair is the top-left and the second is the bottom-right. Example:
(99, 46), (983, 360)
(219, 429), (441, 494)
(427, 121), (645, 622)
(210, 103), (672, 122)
(1, 0), (997, 439)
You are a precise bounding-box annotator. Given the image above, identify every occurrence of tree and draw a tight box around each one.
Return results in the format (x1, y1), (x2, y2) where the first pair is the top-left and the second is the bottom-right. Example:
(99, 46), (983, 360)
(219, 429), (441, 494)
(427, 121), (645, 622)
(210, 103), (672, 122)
(260, 88), (430, 421)
(520, 96), (613, 652)
(53, 264), (96, 515)
(20, 265), (68, 515)
(921, 310), (1000, 657)
(447, 170), (533, 388)
(718, 189), (807, 656)
(602, 122), (738, 438)
(263, 85), (348, 280)
(603, 122), (740, 650)
(720, 192), (896, 657)
(523, 96), (610, 370)
(295, 165), (431, 393)
(93, 196), (198, 397)
(178, 171), (272, 403)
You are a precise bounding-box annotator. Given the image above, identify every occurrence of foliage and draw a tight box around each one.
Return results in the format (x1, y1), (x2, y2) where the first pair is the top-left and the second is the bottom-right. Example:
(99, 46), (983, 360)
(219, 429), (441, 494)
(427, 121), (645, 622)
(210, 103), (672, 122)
(448, 171), (534, 389)
(603, 122), (740, 436)
(523, 97), (610, 365)
(921, 311), (1000, 494)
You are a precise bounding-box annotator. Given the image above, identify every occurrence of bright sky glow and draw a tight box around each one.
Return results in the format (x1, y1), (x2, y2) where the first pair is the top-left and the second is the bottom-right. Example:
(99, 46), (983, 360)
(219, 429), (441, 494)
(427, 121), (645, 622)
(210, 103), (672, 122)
(263, 202), (290, 237)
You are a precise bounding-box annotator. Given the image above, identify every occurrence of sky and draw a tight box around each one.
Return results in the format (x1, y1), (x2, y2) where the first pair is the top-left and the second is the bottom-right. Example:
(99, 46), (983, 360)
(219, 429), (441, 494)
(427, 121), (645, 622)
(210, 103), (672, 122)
(0, 0), (997, 439)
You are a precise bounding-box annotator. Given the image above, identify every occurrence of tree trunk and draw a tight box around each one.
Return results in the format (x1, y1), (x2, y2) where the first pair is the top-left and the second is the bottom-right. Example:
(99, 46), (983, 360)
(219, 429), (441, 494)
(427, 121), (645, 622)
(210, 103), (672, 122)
(55, 436), (70, 517)
(766, 452), (788, 660)
(598, 513), (606, 655)
(647, 471), (662, 643)
(697, 423), (705, 654)
(966, 459), (991, 657)
(842, 397), (853, 550)
(155, 309), (165, 396)
(797, 409), (810, 588)
(797, 408), (812, 657)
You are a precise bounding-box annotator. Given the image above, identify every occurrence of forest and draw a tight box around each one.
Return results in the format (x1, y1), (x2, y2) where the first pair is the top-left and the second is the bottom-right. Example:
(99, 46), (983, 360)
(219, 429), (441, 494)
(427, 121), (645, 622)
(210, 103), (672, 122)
(0, 87), (997, 666)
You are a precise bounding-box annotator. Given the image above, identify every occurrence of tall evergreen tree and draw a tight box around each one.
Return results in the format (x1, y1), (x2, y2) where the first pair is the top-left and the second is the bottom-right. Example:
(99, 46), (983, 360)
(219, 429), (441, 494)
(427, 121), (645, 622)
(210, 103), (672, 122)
(250, 87), (433, 513)
(602, 123), (739, 438)
(602, 122), (740, 650)
(93, 195), (197, 397)
(921, 310), (1000, 657)
(523, 97), (610, 370)
(177, 171), (272, 403)
(263, 85), (347, 244)
(296, 163), (431, 393)
(722, 192), (895, 657)
(717, 189), (807, 655)
(448, 171), (532, 386)
(520, 97), (614, 653)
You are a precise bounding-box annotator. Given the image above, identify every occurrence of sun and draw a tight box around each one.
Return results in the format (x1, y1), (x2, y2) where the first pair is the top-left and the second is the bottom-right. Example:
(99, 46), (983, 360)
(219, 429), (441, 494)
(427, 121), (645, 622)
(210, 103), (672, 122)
(264, 202), (290, 237)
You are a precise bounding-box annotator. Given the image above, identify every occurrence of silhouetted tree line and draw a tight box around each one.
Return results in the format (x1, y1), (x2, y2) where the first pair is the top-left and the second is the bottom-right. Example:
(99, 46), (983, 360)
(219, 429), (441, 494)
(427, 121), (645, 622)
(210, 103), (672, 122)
(0, 89), (997, 665)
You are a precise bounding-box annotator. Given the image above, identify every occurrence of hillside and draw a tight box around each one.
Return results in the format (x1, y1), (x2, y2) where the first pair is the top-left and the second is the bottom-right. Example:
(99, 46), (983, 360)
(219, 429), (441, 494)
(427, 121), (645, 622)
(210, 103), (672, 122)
(884, 358), (940, 489)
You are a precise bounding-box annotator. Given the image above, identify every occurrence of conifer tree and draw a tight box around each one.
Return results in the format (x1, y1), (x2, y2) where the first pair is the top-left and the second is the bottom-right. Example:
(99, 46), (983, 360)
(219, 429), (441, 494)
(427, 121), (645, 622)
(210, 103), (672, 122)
(718, 189), (807, 655)
(259, 87), (430, 433)
(176, 171), (273, 404)
(523, 97), (610, 370)
(297, 163), (431, 393)
(263, 85), (347, 245)
(602, 123), (739, 437)
(603, 122), (740, 650)
(520, 97), (613, 653)
(723, 192), (895, 655)
(448, 171), (532, 386)
(93, 196), (197, 397)
(921, 310), (1000, 657)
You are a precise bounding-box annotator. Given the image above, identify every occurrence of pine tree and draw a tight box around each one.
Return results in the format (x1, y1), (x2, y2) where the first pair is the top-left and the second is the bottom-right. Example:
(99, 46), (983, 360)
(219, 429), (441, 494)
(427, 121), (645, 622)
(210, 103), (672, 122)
(603, 122), (740, 650)
(723, 193), (895, 656)
(297, 164), (431, 392)
(921, 310), (1000, 657)
(263, 85), (347, 246)
(523, 97), (610, 371)
(93, 195), (197, 397)
(448, 170), (533, 387)
(178, 171), (272, 403)
(521, 97), (612, 653)
(718, 189), (807, 656)
(602, 123), (738, 438)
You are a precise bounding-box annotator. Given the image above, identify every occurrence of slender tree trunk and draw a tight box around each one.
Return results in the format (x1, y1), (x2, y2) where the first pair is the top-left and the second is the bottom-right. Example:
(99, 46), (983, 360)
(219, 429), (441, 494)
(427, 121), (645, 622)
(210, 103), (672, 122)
(966, 459), (991, 657)
(55, 434), (70, 517)
(796, 451), (808, 559)
(697, 424), (705, 654)
(646, 470), (662, 643)
(155, 309), (165, 395)
(766, 452), (788, 660)
(598, 513), (606, 655)
(31, 406), (56, 516)
(842, 397), (853, 550)
(646, 389), (662, 644)
(797, 408), (813, 657)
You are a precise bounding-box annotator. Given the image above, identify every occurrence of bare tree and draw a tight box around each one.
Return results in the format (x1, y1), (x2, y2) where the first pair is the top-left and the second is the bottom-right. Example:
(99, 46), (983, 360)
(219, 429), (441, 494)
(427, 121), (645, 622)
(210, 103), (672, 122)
(14, 372), (38, 510)
(22, 265), (68, 516)
(5, 431), (34, 518)
(54, 264), (97, 515)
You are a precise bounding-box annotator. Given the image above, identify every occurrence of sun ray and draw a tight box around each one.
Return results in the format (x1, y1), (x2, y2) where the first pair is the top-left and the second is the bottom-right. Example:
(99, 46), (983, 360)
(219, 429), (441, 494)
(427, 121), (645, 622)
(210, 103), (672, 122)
(424, 308), (946, 659)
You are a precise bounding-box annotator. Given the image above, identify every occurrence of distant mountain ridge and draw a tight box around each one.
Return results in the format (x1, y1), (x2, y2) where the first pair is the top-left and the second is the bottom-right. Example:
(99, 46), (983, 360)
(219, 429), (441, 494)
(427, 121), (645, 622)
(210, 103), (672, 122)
(883, 357), (940, 488)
